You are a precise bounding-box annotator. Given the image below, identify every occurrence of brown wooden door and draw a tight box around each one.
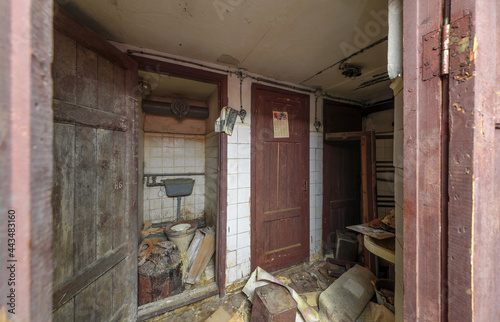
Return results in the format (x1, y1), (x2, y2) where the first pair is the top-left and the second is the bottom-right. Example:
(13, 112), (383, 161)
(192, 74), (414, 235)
(322, 141), (361, 251)
(52, 8), (138, 321)
(251, 84), (309, 272)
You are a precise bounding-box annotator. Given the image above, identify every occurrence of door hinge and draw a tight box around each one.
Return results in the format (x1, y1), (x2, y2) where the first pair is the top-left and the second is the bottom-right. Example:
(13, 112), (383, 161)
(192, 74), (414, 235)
(441, 23), (451, 75)
(422, 15), (472, 81)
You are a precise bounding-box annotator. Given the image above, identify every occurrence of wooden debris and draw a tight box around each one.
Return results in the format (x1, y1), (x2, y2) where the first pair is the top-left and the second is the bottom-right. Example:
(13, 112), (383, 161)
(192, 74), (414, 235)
(186, 230), (204, 268)
(186, 228), (215, 284)
(140, 220), (164, 239)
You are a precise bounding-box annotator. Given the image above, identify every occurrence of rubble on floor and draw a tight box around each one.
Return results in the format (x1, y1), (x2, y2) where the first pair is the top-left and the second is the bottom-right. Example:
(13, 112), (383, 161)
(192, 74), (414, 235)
(147, 260), (396, 322)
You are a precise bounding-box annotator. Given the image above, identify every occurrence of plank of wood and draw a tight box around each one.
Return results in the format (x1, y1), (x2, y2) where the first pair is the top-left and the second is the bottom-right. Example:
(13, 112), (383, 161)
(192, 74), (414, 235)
(97, 129), (114, 258)
(112, 255), (127, 316)
(187, 230), (204, 268)
(53, 100), (128, 132)
(52, 244), (127, 311)
(52, 30), (76, 103)
(346, 224), (394, 239)
(113, 65), (126, 116)
(97, 56), (114, 113)
(186, 228), (216, 284)
(76, 44), (97, 108)
(75, 284), (96, 321)
(74, 126), (97, 272)
(137, 282), (219, 321)
(95, 270), (113, 321)
(112, 132), (126, 247)
(52, 124), (75, 287)
(52, 299), (74, 322)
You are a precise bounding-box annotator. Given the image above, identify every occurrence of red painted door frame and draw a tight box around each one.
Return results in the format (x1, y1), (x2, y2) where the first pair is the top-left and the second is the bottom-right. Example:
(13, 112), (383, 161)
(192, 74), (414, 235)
(403, 0), (500, 320)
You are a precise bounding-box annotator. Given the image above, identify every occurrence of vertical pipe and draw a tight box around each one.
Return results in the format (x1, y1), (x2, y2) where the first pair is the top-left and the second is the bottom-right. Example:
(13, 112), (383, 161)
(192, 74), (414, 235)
(441, 0), (451, 320)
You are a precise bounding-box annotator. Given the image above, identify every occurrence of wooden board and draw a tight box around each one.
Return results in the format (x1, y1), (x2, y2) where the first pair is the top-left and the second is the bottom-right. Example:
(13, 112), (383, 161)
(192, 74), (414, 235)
(346, 224), (395, 240)
(187, 228), (215, 284)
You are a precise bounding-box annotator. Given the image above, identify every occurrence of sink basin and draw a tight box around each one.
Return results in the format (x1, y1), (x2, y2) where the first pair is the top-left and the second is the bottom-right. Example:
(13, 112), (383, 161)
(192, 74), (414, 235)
(161, 178), (195, 197)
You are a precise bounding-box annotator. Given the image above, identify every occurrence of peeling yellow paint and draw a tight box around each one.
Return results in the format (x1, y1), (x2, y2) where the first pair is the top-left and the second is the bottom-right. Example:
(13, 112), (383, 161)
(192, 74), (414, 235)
(466, 288), (472, 295)
(453, 103), (465, 113)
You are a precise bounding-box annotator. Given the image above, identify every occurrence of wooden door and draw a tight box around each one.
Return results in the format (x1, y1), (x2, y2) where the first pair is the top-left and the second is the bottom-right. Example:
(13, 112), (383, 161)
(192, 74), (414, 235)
(251, 84), (309, 272)
(322, 101), (362, 252)
(52, 8), (138, 321)
(322, 141), (361, 251)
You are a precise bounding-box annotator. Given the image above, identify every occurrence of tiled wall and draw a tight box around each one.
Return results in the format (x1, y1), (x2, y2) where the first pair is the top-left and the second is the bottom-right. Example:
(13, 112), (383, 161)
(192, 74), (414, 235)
(143, 133), (206, 223)
(309, 132), (323, 259)
(225, 123), (252, 284)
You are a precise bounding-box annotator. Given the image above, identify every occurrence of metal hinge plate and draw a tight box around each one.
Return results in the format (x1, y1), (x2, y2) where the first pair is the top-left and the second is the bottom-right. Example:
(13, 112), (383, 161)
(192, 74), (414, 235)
(422, 15), (472, 81)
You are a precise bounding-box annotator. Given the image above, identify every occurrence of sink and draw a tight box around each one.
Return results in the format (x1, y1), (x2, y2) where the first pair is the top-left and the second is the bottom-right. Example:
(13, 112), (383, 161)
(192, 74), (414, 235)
(161, 178), (195, 197)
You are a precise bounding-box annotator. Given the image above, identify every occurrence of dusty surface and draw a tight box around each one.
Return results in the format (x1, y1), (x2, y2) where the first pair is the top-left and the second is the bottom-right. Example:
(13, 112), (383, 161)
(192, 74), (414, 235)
(148, 260), (337, 321)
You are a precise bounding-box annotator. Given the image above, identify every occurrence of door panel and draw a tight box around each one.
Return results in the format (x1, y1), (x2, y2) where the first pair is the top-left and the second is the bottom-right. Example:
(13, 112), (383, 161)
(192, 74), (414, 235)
(323, 141), (361, 251)
(251, 84), (309, 272)
(52, 7), (138, 321)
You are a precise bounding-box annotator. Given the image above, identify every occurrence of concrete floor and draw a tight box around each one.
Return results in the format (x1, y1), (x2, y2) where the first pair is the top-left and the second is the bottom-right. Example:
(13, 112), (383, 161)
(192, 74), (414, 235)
(148, 260), (338, 322)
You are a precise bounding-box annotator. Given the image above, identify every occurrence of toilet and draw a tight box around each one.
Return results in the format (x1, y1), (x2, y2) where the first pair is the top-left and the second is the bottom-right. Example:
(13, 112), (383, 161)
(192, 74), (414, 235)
(164, 220), (197, 252)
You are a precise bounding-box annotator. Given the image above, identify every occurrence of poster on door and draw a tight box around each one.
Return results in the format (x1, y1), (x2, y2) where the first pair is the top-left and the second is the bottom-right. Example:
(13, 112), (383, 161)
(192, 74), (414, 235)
(273, 111), (289, 138)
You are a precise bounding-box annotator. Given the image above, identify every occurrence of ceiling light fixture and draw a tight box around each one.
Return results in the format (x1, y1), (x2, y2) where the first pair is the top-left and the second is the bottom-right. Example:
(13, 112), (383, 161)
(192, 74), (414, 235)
(339, 63), (362, 79)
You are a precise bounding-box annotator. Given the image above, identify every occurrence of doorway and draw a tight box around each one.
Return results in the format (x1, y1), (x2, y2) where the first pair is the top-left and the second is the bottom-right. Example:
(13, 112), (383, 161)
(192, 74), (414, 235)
(250, 84), (310, 272)
(133, 57), (228, 320)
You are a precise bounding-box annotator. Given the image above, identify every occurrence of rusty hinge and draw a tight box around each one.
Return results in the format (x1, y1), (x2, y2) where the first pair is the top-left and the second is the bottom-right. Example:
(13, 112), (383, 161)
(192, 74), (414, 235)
(422, 15), (472, 81)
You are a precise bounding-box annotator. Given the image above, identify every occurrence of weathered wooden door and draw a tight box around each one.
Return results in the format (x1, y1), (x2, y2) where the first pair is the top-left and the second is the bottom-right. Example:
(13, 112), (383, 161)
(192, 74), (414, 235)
(51, 8), (138, 321)
(322, 141), (361, 251)
(251, 84), (309, 271)
(321, 102), (362, 252)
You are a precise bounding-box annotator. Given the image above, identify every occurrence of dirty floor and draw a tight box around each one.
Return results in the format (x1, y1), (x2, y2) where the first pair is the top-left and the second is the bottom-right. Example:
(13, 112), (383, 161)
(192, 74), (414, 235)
(147, 260), (339, 322)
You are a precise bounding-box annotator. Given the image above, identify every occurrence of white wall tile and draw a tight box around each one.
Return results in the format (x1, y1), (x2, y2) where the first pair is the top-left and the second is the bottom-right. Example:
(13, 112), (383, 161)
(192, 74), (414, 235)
(228, 143), (238, 159)
(237, 246), (251, 265)
(237, 173), (251, 188)
(238, 159), (250, 174)
(237, 188), (250, 204)
(237, 203), (250, 219)
(238, 128), (250, 144)
(226, 251), (237, 268)
(237, 144), (250, 159)
(227, 189), (238, 205)
(227, 235), (238, 251)
(237, 216), (250, 233)
(228, 159), (238, 174)
(238, 231), (251, 248)
(228, 174), (238, 190)
(227, 219), (238, 236)
(227, 204), (238, 221)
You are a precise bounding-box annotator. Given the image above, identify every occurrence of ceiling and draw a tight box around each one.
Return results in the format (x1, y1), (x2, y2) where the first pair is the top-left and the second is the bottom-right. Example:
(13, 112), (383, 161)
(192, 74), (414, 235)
(58, 0), (392, 105)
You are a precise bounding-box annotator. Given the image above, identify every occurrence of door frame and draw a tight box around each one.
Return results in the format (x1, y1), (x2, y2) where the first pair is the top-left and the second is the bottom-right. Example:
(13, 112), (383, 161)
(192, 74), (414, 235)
(131, 56), (229, 311)
(324, 131), (377, 272)
(403, 0), (499, 320)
